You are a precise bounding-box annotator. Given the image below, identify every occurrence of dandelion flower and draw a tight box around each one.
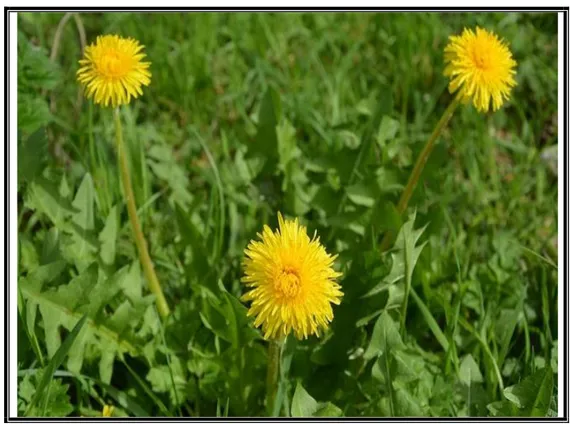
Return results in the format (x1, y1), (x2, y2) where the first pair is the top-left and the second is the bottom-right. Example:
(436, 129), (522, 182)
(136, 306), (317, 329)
(242, 213), (343, 340)
(444, 27), (517, 113)
(77, 34), (151, 107)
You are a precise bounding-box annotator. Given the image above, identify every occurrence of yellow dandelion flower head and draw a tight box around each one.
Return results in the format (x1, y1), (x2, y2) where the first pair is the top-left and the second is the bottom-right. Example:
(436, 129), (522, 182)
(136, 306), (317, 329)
(241, 213), (343, 340)
(444, 27), (517, 113)
(77, 34), (151, 108)
(102, 405), (114, 417)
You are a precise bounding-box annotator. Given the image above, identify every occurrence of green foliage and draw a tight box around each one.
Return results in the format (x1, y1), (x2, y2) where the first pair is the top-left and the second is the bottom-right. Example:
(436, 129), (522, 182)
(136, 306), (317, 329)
(489, 367), (555, 417)
(18, 372), (74, 417)
(17, 11), (558, 418)
(291, 382), (343, 417)
(19, 315), (87, 417)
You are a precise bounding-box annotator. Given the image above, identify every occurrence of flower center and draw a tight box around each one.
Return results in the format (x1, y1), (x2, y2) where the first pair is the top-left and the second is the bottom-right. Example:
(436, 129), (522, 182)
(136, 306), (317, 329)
(97, 50), (131, 78)
(472, 47), (491, 71)
(275, 269), (301, 298)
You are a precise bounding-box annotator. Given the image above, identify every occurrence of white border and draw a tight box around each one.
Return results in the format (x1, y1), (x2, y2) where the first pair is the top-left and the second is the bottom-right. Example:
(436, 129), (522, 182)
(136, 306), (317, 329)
(2, 4), (570, 9)
(9, 11), (18, 419)
(558, 10), (565, 419)
(7, 7), (567, 421)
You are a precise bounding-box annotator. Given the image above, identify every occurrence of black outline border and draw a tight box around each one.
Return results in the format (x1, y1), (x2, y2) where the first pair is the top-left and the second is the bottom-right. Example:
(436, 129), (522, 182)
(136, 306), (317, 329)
(5, 7), (569, 423)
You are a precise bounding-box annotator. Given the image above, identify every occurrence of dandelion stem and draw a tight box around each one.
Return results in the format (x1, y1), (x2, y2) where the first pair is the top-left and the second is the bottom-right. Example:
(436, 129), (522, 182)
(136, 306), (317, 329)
(266, 339), (282, 416)
(379, 93), (462, 253)
(114, 108), (170, 319)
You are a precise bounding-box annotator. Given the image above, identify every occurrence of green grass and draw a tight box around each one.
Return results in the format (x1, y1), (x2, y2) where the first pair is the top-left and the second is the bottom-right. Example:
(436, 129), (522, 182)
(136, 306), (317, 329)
(17, 11), (558, 417)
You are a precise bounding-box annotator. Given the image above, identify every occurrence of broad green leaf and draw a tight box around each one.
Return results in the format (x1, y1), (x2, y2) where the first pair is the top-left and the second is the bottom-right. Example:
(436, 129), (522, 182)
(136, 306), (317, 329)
(392, 349), (426, 384)
(17, 94), (52, 136)
(71, 173), (95, 232)
(17, 128), (48, 186)
(376, 116), (400, 148)
(364, 312), (403, 360)
(313, 402), (343, 417)
(119, 261), (143, 302)
(503, 367), (554, 417)
(99, 205), (118, 266)
(339, 130), (361, 150)
(250, 87), (281, 161)
(68, 173), (98, 269)
(459, 354), (484, 385)
(199, 291), (259, 345)
(22, 261), (67, 291)
(40, 228), (61, 265)
(346, 183), (375, 207)
(277, 118), (300, 168)
(372, 201), (401, 233)
(174, 202), (210, 281)
(495, 308), (520, 367)
(147, 144), (193, 206)
(487, 400), (521, 417)
(291, 382), (318, 417)
(223, 291), (260, 347)
(395, 387), (424, 417)
(18, 34), (61, 91)
(25, 177), (78, 227)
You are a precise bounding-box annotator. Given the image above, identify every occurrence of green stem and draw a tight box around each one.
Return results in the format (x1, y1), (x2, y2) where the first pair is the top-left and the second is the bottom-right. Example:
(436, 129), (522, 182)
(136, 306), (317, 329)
(114, 108), (170, 319)
(379, 94), (462, 253)
(266, 339), (282, 416)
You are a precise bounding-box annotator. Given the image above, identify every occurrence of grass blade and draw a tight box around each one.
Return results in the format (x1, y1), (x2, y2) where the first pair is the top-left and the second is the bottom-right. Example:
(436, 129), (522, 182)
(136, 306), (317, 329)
(25, 314), (88, 416)
(410, 288), (449, 352)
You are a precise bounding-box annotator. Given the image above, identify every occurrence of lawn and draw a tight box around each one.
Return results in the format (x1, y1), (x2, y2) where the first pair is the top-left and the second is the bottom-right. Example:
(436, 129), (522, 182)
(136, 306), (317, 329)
(16, 11), (558, 417)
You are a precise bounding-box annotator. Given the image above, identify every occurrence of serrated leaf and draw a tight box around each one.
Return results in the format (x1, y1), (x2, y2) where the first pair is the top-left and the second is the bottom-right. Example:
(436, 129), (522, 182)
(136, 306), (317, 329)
(19, 373), (73, 417)
(147, 355), (193, 406)
(364, 211), (426, 299)
(21, 264), (141, 383)
(26, 177), (78, 227)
